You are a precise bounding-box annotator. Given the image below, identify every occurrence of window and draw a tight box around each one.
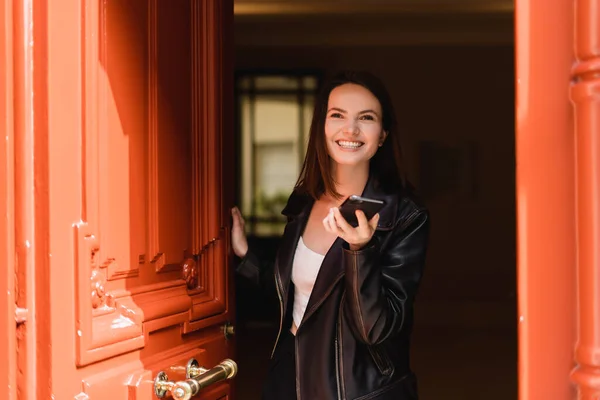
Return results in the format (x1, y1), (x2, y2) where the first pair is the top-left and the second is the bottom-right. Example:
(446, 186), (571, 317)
(236, 72), (320, 236)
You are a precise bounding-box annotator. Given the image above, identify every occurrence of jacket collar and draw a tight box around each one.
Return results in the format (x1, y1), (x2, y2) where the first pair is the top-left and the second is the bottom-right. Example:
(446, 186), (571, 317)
(281, 173), (399, 231)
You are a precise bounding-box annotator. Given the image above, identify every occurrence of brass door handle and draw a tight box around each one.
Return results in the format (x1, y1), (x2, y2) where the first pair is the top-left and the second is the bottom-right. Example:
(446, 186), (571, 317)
(154, 358), (237, 400)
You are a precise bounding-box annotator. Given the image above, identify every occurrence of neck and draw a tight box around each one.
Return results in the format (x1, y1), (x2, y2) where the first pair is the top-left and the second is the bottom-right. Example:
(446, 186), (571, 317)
(329, 162), (369, 202)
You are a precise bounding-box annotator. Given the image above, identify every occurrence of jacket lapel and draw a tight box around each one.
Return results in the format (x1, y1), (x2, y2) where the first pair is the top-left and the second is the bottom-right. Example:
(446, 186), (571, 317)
(277, 176), (401, 331)
(276, 191), (313, 310)
(275, 214), (305, 304)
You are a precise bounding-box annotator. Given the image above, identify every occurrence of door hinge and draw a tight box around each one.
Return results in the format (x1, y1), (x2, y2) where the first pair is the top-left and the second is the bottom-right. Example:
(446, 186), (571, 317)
(15, 307), (28, 324)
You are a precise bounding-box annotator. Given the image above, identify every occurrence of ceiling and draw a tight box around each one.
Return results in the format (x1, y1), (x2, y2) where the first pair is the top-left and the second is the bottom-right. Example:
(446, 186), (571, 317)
(234, 0), (514, 47)
(234, 0), (513, 16)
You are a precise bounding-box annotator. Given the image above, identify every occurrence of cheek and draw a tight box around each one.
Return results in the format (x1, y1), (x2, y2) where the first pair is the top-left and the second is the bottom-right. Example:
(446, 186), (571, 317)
(360, 124), (383, 143)
(325, 120), (343, 138)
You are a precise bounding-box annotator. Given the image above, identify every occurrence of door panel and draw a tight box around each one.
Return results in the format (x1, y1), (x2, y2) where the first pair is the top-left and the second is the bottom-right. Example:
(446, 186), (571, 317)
(37, 0), (234, 397)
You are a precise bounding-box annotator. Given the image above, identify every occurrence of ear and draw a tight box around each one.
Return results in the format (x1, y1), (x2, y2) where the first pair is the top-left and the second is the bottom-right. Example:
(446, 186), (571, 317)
(379, 131), (388, 147)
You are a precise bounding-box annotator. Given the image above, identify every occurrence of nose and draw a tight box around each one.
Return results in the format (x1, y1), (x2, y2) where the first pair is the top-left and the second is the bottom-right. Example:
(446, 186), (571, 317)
(342, 118), (359, 135)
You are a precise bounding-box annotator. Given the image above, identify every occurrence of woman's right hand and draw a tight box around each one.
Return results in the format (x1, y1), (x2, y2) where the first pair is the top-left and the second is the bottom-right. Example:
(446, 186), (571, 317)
(231, 207), (249, 258)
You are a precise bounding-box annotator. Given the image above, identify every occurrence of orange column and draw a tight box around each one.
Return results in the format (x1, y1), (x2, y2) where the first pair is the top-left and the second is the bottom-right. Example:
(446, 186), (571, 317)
(516, 0), (577, 399)
(0, 0), (16, 398)
(570, 0), (600, 397)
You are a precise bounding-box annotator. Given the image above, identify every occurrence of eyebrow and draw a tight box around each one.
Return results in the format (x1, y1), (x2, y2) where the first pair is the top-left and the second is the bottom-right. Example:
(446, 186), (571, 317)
(327, 107), (380, 116)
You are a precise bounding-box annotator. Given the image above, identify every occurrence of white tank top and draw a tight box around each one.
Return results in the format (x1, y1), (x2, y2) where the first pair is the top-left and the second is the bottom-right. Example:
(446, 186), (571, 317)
(291, 236), (325, 329)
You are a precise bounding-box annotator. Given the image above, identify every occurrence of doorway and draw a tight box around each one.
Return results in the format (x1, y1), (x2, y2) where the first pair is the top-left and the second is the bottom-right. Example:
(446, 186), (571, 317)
(231, 1), (517, 399)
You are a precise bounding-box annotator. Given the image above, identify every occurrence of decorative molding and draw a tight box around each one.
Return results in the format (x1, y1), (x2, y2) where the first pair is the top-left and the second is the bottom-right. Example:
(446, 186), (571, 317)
(186, 231), (227, 330)
(182, 0), (228, 332)
(570, 0), (600, 395)
(104, 257), (138, 281)
(90, 267), (107, 309)
(74, 221), (194, 367)
(182, 257), (198, 289)
(73, 222), (144, 367)
(115, 280), (192, 324)
(147, 0), (168, 273)
(192, 0), (223, 255)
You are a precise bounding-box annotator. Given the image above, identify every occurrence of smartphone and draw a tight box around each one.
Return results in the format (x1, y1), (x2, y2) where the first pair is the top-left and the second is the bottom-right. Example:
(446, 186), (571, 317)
(338, 195), (385, 227)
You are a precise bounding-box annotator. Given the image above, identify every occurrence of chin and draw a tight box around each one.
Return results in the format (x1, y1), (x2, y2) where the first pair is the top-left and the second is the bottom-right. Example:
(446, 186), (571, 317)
(330, 155), (370, 167)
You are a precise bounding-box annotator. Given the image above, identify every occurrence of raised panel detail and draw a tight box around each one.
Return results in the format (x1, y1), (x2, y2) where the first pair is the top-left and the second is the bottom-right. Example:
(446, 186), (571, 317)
(183, 0), (229, 330)
(74, 222), (144, 367)
(149, 0), (193, 274)
(186, 231), (227, 326)
(74, 220), (192, 366)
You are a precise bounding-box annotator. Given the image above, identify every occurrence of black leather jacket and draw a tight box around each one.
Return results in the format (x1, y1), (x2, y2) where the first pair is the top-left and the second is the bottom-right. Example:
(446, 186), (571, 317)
(236, 176), (430, 400)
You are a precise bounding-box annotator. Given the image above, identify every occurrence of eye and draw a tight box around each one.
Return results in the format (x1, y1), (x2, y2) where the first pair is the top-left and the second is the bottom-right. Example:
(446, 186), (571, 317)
(329, 112), (343, 119)
(360, 114), (375, 121)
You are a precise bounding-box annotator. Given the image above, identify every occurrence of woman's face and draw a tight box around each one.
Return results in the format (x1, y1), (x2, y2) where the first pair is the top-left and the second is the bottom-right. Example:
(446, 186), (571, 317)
(324, 83), (386, 168)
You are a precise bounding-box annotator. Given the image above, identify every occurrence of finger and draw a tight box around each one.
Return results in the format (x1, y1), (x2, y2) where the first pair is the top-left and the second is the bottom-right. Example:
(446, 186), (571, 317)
(368, 213), (380, 231)
(355, 210), (370, 231)
(332, 208), (353, 234)
(323, 211), (335, 233)
(324, 211), (344, 236)
(232, 207), (245, 228)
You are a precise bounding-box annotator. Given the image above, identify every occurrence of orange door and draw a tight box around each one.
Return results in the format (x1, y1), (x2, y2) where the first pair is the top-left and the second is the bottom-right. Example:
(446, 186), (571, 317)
(3, 0), (236, 398)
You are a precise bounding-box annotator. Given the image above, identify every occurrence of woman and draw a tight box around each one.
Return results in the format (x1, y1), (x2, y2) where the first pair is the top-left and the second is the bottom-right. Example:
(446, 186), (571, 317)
(231, 70), (430, 400)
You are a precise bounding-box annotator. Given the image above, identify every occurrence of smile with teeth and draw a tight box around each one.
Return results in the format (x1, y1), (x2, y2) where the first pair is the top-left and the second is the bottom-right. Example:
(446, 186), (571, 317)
(336, 140), (364, 149)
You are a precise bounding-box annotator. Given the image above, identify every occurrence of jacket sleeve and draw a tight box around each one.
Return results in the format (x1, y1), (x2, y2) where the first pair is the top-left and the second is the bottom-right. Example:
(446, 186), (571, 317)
(235, 247), (277, 295)
(342, 209), (430, 345)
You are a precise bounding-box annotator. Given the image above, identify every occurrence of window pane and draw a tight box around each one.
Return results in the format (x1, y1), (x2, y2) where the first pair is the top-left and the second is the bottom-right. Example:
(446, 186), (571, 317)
(254, 76), (299, 90)
(255, 143), (296, 236)
(255, 143), (297, 208)
(303, 76), (317, 90)
(254, 94), (300, 143)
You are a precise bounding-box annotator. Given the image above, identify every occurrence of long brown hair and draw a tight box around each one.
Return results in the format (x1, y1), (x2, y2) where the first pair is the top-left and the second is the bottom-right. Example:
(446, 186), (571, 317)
(295, 70), (407, 199)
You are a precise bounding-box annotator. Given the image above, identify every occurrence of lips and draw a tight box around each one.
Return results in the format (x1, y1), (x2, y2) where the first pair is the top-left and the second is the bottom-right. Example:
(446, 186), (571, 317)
(336, 140), (364, 149)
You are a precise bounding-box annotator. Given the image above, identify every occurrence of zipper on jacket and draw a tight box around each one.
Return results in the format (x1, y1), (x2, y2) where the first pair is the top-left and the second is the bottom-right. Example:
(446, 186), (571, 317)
(368, 345), (393, 376)
(270, 269), (285, 359)
(336, 294), (346, 399)
(295, 336), (302, 400)
(335, 335), (341, 399)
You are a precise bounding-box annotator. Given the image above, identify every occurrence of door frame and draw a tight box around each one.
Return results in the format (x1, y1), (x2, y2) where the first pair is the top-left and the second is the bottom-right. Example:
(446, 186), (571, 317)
(515, 0), (600, 398)
(0, 0), (16, 397)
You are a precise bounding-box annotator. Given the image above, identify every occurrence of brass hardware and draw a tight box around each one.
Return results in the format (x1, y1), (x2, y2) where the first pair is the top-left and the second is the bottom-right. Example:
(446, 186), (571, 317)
(222, 322), (235, 340)
(154, 371), (173, 398)
(186, 358), (207, 378)
(154, 358), (238, 400)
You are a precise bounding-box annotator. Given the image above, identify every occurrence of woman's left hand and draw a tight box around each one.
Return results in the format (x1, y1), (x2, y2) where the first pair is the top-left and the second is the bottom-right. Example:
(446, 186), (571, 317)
(323, 207), (379, 251)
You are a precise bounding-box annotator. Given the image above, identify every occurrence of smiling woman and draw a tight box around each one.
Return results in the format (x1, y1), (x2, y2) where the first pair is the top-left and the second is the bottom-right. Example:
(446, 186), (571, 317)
(231, 70), (430, 400)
